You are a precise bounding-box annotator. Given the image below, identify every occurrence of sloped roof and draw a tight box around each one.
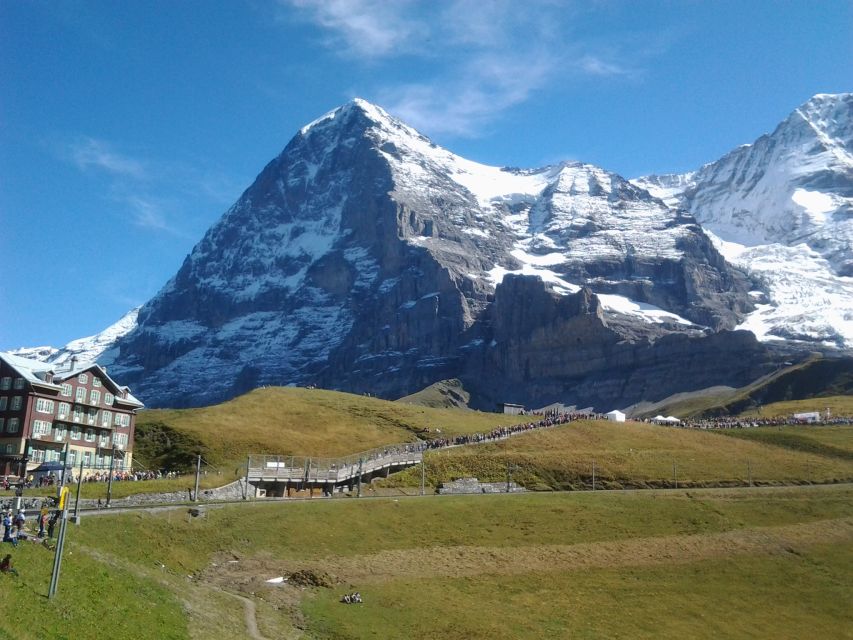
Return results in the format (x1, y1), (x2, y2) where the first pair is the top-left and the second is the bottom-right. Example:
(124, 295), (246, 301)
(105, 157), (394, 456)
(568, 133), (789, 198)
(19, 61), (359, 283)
(0, 351), (59, 387)
(0, 352), (143, 408)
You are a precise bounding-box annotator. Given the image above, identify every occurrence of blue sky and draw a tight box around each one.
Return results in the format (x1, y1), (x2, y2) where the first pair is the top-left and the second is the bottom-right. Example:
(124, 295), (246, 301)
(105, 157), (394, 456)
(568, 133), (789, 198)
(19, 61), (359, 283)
(1, 0), (850, 351)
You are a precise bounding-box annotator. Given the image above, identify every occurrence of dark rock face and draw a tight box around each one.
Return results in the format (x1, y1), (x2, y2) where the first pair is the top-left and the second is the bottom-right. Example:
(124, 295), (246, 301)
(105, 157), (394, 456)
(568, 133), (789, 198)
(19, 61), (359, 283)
(109, 99), (770, 409)
(458, 275), (769, 411)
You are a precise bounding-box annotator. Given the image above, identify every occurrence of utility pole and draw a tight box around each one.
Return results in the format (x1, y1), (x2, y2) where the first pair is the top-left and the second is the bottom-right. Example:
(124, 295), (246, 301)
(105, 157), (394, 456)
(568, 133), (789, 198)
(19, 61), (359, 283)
(506, 462), (517, 493)
(243, 456), (250, 499)
(15, 438), (31, 513)
(193, 454), (201, 502)
(357, 458), (363, 498)
(58, 442), (70, 489)
(105, 447), (116, 508)
(73, 457), (85, 523)
(48, 486), (70, 599)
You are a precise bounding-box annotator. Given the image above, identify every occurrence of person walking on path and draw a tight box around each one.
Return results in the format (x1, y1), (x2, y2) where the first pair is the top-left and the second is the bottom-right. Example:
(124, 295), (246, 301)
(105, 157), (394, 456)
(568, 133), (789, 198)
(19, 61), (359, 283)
(13, 510), (25, 535)
(1, 511), (11, 542)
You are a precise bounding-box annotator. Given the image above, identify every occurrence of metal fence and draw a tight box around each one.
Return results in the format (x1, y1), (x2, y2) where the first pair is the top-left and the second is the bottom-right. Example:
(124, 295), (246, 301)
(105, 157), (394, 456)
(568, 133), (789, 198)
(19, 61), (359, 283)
(247, 442), (424, 485)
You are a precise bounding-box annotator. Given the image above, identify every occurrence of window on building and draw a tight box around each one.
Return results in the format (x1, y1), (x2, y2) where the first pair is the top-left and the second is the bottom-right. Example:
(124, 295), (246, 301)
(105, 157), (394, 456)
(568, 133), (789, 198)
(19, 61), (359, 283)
(101, 410), (112, 427)
(83, 451), (92, 467)
(54, 423), (67, 441)
(98, 432), (109, 447)
(0, 397), (6, 410)
(10, 396), (22, 411)
(78, 373), (88, 384)
(45, 449), (61, 463)
(13, 378), (24, 390)
(61, 383), (72, 397)
(70, 426), (81, 440)
(32, 420), (52, 436)
(113, 432), (128, 448)
(8, 418), (19, 433)
(31, 448), (45, 463)
(75, 387), (86, 403)
(104, 392), (114, 406)
(68, 450), (77, 465)
(90, 389), (101, 405)
(3, 443), (13, 454)
(93, 377), (101, 387)
(87, 409), (97, 425)
(0, 418), (4, 431)
(0, 377), (10, 390)
(58, 402), (70, 418)
(84, 428), (96, 442)
(72, 406), (83, 423)
(114, 413), (130, 427)
(35, 398), (54, 413)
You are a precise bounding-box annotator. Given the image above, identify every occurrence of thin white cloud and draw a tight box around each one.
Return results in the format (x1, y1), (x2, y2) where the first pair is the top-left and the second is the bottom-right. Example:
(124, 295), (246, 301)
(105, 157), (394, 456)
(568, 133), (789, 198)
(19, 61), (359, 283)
(69, 137), (147, 178)
(121, 195), (196, 240)
(381, 51), (554, 137)
(577, 54), (632, 77)
(279, 1), (654, 136)
(124, 195), (171, 232)
(58, 134), (240, 238)
(283, 0), (426, 58)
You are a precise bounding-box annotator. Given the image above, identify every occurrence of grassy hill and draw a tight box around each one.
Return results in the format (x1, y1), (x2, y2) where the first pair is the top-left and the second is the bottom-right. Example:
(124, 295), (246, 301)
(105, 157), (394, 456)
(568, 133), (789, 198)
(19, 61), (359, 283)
(396, 378), (472, 409)
(382, 419), (853, 490)
(134, 386), (529, 471)
(5, 485), (851, 639)
(629, 356), (853, 419)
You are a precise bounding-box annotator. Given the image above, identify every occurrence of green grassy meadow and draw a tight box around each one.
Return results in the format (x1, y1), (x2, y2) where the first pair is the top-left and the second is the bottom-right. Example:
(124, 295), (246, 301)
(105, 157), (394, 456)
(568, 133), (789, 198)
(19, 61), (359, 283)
(383, 420), (853, 490)
(135, 386), (529, 468)
(6, 388), (849, 638)
(2, 485), (849, 639)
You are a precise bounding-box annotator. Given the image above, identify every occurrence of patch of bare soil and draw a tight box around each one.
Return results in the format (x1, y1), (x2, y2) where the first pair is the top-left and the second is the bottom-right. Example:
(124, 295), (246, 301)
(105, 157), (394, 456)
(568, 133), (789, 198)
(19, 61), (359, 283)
(197, 552), (337, 631)
(202, 517), (853, 589)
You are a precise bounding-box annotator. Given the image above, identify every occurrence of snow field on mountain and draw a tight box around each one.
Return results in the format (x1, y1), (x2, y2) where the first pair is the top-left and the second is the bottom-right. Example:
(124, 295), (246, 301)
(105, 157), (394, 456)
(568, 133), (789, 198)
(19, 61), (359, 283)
(708, 232), (853, 347)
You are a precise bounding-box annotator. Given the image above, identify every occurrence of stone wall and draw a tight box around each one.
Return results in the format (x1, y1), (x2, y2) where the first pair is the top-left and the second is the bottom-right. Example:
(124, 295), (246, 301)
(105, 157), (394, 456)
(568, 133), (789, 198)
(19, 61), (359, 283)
(438, 477), (525, 495)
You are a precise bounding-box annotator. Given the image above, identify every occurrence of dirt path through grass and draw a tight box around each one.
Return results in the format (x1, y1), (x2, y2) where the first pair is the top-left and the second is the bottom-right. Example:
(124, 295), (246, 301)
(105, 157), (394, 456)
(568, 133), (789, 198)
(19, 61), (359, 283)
(285, 516), (853, 583)
(75, 543), (277, 640)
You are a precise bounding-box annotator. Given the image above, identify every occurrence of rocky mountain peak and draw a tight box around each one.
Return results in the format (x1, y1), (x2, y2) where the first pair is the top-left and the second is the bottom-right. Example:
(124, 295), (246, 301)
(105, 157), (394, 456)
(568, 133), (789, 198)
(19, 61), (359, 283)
(793, 92), (853, 140)
(632, 92), (853, 347)
(39, 97), (833, 408)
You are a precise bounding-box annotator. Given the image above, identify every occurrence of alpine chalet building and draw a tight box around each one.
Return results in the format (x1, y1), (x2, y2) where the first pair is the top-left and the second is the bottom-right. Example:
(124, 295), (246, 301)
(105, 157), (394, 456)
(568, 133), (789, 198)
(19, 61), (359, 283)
(0, 352), (143, 476)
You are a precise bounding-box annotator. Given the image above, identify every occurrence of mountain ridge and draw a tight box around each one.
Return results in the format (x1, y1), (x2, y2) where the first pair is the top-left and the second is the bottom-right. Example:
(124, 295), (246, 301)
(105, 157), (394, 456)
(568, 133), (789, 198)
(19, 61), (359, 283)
(15, 94), (852, 409)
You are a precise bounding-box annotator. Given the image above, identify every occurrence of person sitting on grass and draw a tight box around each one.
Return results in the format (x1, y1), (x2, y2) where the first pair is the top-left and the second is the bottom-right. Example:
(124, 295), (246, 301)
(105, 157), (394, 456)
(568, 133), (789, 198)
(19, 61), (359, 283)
(0, 554), (17, 575)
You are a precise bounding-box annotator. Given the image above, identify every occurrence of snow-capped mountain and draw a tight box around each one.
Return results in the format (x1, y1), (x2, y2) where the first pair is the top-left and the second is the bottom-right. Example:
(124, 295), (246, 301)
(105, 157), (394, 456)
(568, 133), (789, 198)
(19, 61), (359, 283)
(634, 93), (853, 347)
(99, 98), (770, 409)
(26, 95), (849, 409)
(9, 308), (140, 368)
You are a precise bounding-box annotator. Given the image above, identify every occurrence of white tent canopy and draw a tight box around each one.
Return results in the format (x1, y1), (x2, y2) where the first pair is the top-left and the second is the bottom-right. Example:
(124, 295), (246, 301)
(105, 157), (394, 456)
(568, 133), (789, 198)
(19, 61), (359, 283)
(606, 410), (626, 422)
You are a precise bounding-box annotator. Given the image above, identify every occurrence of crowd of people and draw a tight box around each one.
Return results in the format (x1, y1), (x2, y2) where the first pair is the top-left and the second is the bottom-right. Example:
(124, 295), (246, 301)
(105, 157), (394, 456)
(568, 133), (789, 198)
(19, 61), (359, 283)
(1, 468), (186, 493)
(422, 410), (608, 450)
(658, 414), (853, 430)
(81, 469), (183, 483)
